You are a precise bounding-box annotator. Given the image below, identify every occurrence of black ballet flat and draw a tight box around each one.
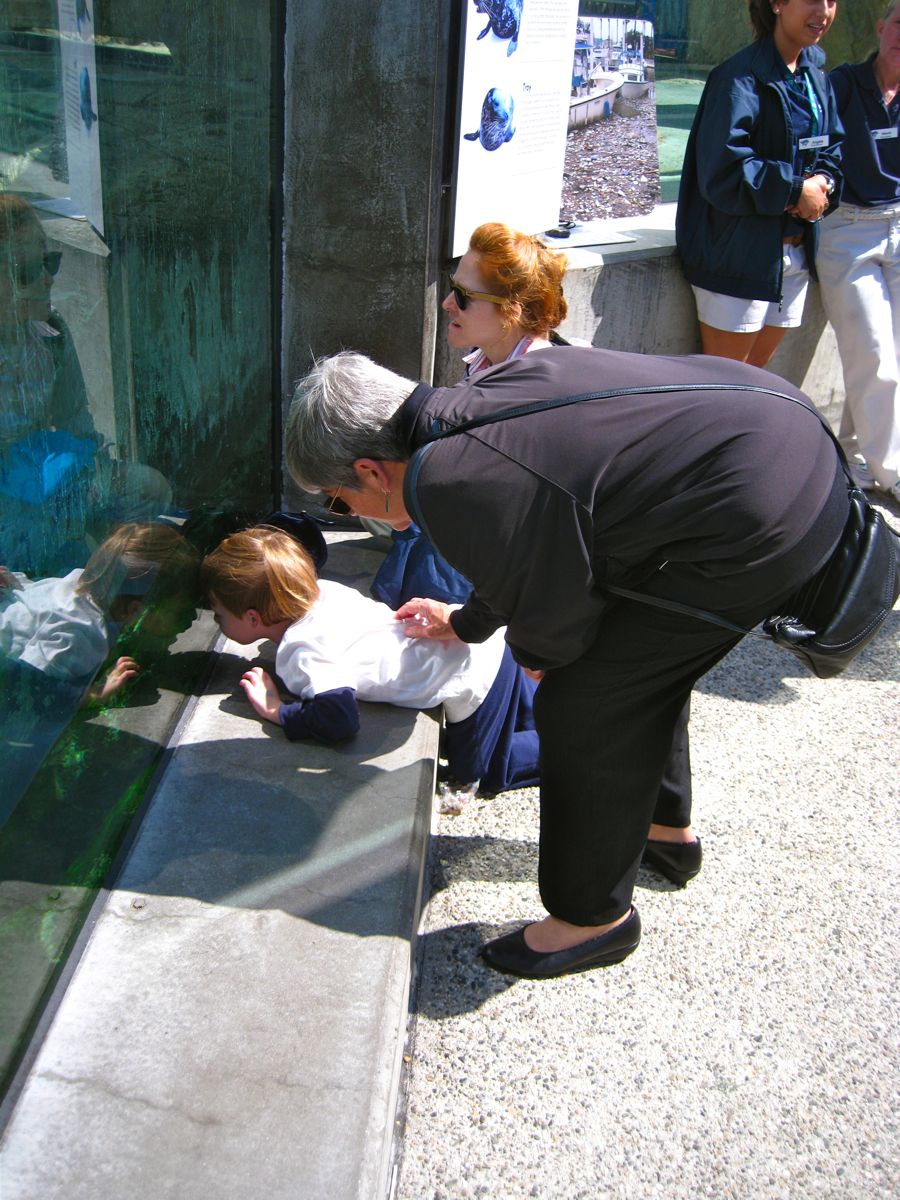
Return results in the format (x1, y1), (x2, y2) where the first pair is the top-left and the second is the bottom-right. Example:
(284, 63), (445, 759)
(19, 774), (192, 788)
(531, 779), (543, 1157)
(480, 907), (641, 979)
(641, 837), (702, 887)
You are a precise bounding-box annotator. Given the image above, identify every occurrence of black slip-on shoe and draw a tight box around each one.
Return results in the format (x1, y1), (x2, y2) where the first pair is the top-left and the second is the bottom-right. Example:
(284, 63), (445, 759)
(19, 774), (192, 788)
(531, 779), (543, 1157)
(641, 837), (702, 887)
(480, 907), (641, 979)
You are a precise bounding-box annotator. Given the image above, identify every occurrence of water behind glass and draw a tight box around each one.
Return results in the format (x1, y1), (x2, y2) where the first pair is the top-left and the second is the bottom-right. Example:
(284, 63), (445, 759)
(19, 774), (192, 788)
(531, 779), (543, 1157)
(0, 1), (277, 1098)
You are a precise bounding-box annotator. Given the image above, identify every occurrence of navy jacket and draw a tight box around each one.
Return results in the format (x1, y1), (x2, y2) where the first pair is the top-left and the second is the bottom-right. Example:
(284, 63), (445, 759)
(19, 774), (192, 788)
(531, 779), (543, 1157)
(829, 54), (900, 207)
(676, 36), (843, 301)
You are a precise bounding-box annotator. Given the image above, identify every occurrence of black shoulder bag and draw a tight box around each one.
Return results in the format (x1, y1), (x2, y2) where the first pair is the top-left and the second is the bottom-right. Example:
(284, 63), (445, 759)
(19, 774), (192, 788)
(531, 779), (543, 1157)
(422, 382), (899, 679)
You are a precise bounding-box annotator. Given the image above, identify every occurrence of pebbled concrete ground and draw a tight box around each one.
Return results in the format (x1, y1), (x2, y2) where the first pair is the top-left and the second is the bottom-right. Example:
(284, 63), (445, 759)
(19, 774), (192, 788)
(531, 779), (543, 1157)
(396, 499), (900, 1200)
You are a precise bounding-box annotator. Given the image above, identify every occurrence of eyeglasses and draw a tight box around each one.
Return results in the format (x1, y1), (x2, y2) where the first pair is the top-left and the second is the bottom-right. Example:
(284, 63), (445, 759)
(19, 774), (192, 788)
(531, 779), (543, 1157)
(324, 485), (353, 517)
(448, 275), (504, 310)
(11, 251), (62, 288)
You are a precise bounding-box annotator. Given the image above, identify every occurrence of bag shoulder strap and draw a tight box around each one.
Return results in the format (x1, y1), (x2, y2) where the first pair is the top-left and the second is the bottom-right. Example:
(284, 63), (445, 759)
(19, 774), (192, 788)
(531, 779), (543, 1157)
(602, 583), (764, 640)
(420, 375), (854, 639)
(422, 379), (854, 483)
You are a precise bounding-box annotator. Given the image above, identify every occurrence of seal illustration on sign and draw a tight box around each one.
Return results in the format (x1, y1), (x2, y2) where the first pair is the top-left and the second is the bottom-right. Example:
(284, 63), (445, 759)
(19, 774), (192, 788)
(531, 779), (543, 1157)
(464, 88), (516, 151)
(473, 0), (523, 56)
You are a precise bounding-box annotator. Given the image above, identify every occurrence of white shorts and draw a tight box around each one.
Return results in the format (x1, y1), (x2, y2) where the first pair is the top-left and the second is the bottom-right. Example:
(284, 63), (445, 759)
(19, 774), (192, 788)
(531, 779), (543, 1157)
(692, 243), (810, 332)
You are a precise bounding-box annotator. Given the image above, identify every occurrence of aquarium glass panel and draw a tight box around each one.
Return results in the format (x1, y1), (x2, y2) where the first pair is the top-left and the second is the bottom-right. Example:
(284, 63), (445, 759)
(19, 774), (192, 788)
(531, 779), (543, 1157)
(0, 0), (279, 1097)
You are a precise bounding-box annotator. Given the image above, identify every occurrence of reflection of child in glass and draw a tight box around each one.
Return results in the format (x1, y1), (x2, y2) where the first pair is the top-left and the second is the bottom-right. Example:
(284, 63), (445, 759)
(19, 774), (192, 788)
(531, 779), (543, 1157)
(201, 527), (539, 796)
(0, 522), (197, 700)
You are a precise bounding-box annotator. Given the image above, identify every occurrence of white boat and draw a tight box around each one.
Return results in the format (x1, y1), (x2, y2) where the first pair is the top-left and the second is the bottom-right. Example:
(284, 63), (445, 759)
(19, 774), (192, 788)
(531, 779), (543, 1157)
(568, 72), (624, 130)
(619, 62), (651, 99)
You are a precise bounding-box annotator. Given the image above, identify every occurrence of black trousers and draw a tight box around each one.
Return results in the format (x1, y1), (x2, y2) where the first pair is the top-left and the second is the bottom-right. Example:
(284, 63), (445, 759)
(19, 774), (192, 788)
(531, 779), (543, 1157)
(532, 465), (850, 926)
(534, 604), (741, 925)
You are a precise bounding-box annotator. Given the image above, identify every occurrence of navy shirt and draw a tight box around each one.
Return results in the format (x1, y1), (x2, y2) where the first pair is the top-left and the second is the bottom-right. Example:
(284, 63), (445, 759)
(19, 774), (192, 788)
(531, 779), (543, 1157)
(830, 53), (900, 207)
(783, 65), (823, 235)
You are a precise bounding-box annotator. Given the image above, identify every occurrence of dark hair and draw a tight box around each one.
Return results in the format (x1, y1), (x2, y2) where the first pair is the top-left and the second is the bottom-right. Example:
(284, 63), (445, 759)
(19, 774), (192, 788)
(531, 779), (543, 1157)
(748, 0), (777, 40)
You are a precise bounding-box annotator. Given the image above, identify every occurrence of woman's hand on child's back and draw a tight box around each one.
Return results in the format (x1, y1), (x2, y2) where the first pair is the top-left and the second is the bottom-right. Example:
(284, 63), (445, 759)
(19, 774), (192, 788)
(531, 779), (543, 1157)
(395, 597), (460, 642)
(240, 666), (284, 724)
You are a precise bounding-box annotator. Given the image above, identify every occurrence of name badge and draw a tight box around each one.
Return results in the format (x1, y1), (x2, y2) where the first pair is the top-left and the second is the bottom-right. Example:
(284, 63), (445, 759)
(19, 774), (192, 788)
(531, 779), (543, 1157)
(872, 127), (899, 141)
(798, 135), (829, 150)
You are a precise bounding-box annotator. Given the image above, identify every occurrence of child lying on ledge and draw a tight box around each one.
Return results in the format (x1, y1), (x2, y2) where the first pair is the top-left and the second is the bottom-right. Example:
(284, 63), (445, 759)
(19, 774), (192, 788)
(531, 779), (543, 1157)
(201, 526), (539, 797)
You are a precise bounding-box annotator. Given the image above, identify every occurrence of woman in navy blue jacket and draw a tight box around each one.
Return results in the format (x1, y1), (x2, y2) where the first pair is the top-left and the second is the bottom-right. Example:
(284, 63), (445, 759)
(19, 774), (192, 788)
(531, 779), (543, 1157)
(676, 0), (842, 367)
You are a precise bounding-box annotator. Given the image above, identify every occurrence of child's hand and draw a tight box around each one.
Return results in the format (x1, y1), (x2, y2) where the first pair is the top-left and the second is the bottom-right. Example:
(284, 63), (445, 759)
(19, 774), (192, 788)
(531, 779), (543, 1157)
(395, 597), (459, 641)
(94, 656), (140, 700)
(240, 666), (284, 724)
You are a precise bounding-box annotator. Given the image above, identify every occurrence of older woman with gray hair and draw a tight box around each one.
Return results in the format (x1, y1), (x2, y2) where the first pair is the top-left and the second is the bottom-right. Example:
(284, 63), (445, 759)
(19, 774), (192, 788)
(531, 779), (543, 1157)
(286, 346), (849, 979)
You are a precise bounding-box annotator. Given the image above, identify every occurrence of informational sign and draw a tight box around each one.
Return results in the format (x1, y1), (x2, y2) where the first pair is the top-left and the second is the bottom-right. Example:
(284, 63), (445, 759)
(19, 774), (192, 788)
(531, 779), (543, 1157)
(450, 0), (579, 256)
(57, 0), (104, 236)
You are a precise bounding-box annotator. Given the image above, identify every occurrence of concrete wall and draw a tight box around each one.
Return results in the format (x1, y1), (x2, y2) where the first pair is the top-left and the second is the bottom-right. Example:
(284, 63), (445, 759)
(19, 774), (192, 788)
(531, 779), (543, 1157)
(94, 1), (277, 509)
(282, 0), (451, 394)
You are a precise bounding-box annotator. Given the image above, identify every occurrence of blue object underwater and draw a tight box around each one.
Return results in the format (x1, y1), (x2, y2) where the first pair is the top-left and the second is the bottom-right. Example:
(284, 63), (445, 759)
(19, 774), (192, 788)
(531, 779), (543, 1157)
(80, 67), (97, 131)
(76, 0), (92, 34)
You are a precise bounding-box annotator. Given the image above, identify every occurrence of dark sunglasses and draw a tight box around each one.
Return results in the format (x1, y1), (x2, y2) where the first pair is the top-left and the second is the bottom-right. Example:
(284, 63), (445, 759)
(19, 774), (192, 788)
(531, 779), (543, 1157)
(448, 275), (504, 311)
(11, 251), (62, 288)
(324, 486), (353, 517)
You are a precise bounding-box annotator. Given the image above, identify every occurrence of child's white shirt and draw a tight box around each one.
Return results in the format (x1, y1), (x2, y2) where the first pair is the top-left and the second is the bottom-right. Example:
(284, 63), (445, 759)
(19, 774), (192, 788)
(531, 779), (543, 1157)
(0, 570), (109, 680)
(274, 579), (506, 722)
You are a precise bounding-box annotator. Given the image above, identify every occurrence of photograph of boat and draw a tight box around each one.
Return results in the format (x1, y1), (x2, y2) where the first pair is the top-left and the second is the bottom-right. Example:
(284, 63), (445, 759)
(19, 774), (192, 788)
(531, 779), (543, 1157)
(568, 71), (624, 129)
(562, 9), (659, 222)
(619, 60), (652, 98)
(568, 11), (653, 128)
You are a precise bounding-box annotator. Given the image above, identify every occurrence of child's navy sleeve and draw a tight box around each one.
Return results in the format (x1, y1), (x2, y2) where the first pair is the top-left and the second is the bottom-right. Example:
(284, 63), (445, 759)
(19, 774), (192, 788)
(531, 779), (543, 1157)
(278, 687), (360, 744)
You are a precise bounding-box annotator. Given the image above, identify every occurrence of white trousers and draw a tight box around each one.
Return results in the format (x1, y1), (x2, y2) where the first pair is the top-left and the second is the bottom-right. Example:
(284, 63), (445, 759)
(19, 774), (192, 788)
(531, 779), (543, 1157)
(817, 200), (900, 490)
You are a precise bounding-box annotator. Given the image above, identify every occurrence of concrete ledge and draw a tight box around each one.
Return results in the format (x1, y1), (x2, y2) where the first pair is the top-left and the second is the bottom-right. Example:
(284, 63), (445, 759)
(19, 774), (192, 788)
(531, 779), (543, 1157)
(0, 534), (436, 1200)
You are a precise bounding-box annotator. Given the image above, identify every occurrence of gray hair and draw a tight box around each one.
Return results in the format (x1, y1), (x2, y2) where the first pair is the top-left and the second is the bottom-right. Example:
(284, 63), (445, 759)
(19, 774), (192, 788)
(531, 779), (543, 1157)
(884, 0), (898, 20)
(285, 351), (417, 491)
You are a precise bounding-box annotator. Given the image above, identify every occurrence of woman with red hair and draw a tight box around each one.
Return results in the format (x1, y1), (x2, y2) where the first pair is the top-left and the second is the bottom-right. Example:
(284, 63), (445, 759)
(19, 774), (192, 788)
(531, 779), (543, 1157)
(370, 223), (572, 611)
(443, 221), (569, 375)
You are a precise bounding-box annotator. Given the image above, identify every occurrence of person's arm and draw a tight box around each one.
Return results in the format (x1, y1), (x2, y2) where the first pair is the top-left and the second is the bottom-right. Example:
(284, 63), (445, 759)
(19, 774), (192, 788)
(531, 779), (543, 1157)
(408, 437), (610, 670)
(785, 69), (844, 220)
(278, 690), (360, 743)
(448, 591), (506, 644)
(394, 595), (503, 644)
(694, 73), (800, 216)
(789, 173), (833, 221)
(395, 597), (461, 641)
(812, 76), (844, 214)
(240, 665), (359, 743)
